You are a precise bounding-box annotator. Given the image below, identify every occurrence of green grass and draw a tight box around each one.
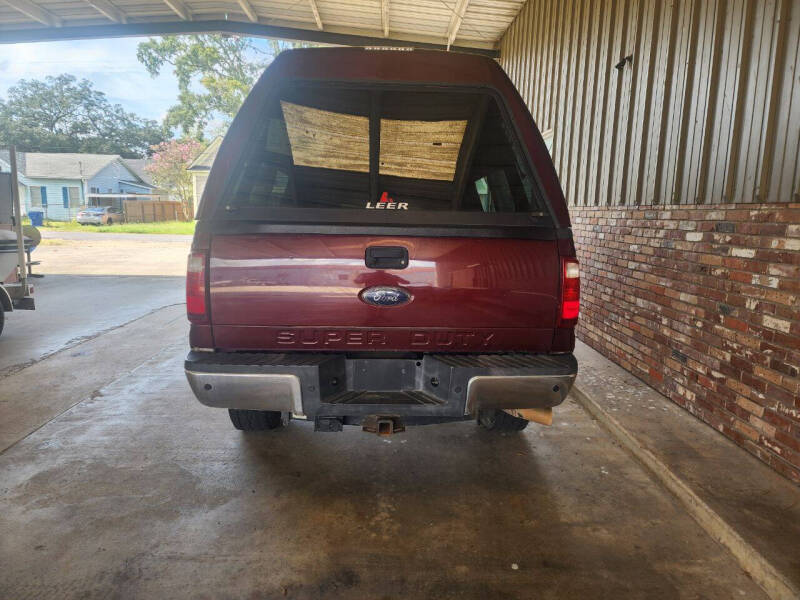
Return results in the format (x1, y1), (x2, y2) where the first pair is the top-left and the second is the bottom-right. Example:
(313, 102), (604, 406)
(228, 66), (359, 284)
(90, 221), (196, 234)
(27, 218), (196, 235)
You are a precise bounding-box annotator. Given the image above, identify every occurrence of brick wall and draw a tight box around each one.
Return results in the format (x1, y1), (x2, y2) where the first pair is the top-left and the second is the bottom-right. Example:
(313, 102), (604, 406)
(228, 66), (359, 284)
(571, 204), (800, 483)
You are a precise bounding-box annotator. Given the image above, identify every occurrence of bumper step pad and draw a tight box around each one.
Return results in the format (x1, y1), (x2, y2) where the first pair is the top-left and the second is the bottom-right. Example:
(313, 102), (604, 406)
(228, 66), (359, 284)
(186, 351), (576, 419)
(325, 390), (443, 405)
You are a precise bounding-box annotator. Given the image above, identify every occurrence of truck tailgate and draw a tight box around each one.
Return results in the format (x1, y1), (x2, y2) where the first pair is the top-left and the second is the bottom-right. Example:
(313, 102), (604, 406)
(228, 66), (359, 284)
(209, 234), (559, 352)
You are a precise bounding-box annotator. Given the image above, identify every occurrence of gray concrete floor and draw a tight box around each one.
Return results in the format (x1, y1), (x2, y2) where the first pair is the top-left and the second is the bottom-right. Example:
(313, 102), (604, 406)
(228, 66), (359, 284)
(40, 230), (193, 244)
(0, 275), (184, 375)
(0, 308), (768, 599)
(575, 341), (800, 596)
(1, 230), (189, 375)
(0, 233), (771, 599)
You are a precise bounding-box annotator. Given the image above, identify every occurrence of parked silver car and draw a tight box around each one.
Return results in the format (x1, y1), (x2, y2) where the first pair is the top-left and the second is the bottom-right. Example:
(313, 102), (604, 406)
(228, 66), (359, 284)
(76, 207), (124, 225)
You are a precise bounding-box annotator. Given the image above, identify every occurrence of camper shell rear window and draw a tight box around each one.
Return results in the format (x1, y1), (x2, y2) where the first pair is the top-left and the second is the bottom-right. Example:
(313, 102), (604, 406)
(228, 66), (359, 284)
(218, 84), (553, 229)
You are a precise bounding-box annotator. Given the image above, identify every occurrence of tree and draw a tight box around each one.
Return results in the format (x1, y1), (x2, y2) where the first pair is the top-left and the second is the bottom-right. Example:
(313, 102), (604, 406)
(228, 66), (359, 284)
(137, 35), (264, 137)
(0, 74), (165, 157)
(144, 139), (203, 215)
(137, 35), (310, 137)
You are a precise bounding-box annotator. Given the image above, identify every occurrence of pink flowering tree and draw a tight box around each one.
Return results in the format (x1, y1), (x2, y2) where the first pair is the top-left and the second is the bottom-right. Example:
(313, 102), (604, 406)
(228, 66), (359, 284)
(145, 139), (203, 216)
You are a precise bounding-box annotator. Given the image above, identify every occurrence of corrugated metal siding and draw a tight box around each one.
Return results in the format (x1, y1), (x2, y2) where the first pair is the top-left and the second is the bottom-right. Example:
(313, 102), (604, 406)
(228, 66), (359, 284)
(500, 0), (800, 206)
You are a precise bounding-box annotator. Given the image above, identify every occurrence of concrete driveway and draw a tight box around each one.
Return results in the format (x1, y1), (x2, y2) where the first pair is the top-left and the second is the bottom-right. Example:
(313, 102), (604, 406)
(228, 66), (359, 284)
(0, 231), (770, 599)
(0, 231), (189, 375)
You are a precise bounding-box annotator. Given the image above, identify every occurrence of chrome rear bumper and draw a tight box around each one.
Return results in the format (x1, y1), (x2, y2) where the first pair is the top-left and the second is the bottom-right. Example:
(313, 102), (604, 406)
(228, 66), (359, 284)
(187, 372), (303, 414)
(185, 352), (577, 420)
(465, 374), (574, 414)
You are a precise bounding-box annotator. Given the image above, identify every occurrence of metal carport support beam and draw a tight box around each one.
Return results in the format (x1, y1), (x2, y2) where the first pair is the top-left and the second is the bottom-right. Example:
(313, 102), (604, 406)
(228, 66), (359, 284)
(0, 19), (500, 57)
(2, 0), (62, 27)
(308, 0), (323, 30)
(84, 0), (127, 23)
(381, 0), (389, 37)
(446, 0), (470, 50)
(236, 0), (258, 23)
(162, 0), (191, 20)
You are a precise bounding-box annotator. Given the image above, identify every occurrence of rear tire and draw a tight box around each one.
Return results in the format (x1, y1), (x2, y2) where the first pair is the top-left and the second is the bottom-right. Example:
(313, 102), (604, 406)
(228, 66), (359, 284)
(477, 409), (529, 432)
(0, 306), (4, 337)
(106, 218), (113, 225)
(228, 409), (284, 431)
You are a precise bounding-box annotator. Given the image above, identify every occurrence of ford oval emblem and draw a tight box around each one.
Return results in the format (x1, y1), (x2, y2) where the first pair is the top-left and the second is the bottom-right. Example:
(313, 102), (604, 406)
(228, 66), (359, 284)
(359, 286), (412, 307)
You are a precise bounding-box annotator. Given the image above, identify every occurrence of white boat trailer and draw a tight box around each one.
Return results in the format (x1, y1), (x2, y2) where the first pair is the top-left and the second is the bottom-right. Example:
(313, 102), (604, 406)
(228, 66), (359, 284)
(1, 146), (35, 336)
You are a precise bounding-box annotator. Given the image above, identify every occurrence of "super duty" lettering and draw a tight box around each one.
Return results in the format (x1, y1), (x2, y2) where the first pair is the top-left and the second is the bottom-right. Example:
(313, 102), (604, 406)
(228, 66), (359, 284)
(276, 330), (387, 346)
(410, 331), (495, 348)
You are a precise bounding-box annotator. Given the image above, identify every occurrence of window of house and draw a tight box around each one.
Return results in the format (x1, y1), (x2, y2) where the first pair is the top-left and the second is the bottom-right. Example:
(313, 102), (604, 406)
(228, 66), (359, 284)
(62, 186), (80, 208)
(195, 173), (209, 197)
(30, 186), (47, 207)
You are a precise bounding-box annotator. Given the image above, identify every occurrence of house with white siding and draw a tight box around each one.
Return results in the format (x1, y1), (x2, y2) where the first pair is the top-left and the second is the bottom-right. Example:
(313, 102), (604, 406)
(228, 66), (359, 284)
(186, 136), (222, 218)
(0, 151), (155, 222)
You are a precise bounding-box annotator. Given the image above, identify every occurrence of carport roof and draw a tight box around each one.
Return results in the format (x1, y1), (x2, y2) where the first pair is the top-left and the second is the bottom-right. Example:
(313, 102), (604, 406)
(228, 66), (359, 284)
(0, 0), (520, 55)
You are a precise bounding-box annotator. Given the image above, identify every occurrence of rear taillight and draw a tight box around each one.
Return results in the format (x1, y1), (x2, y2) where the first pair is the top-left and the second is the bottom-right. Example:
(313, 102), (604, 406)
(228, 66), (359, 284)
(559, 257), (580, 326)
(186, 251), (208, 323)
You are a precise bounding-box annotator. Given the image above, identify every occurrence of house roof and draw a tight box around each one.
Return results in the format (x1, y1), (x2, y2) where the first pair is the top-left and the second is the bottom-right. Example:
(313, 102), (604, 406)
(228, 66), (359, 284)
(6, 152), (119, 180)
(119, 179), (152, 189)
(187, 137), (222, 172)
(122, 158), (155, 186)
(0, 151), (153, 188)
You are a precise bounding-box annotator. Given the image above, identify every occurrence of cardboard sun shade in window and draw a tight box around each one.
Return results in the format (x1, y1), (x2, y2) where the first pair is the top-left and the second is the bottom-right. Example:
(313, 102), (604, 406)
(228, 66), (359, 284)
(281, 101), (369, 173)
(379, 118), (467, 181)
(281, 101), (467, 181)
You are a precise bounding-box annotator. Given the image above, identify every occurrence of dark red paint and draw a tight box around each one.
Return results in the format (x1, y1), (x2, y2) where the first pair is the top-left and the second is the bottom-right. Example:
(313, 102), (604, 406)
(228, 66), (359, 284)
(189, 48), (578, 353)
(207, 234), (560, 352)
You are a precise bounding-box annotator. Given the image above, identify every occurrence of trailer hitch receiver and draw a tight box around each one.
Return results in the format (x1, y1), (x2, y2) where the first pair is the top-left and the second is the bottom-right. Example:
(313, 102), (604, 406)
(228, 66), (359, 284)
(362, 415), (405, 436)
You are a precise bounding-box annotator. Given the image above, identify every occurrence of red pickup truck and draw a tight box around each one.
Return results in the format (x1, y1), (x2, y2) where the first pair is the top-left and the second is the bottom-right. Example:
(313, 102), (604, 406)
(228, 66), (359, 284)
(185, 48), (579, 434)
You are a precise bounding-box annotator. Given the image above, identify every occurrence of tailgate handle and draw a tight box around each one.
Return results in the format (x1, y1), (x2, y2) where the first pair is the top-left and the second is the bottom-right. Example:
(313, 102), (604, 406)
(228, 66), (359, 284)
(365, 246), (408, 269)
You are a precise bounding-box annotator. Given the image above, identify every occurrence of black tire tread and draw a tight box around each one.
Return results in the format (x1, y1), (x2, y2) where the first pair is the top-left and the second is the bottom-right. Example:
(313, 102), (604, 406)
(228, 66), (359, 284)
(228, 409), (284, 431)
(477, 409), (529, 432)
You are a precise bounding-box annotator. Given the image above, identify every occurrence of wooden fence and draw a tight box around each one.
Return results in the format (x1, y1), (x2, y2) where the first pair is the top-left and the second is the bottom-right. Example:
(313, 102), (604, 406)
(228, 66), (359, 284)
(123, 200), (189, 223)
